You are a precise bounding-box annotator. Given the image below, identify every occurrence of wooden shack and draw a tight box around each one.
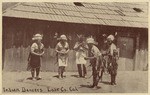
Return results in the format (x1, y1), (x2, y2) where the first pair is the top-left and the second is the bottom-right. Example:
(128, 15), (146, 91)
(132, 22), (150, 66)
(2, 2), (148, 71)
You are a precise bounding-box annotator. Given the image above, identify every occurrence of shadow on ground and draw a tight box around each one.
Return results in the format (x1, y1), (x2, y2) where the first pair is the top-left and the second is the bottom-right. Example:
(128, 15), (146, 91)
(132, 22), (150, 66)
(80, 84), (101, 89)
(71, 75), (79, 78)
(53, 75), (66, 78)
(101, 81), (111, 85)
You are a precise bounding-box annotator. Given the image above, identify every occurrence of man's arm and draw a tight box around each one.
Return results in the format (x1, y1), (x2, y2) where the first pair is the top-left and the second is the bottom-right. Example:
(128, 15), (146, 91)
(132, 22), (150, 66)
(31, 43), (41, 56)
(64, 43), (70, 54)
(55, 44), (61, 54)
(74, 42), (82, 51)
(39, 44), (45, 56)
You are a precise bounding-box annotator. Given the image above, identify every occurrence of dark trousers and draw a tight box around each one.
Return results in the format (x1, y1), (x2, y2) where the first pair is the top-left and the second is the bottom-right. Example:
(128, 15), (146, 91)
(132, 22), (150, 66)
(92, 65), (100, 87)
(77, 64), (87, 77)
(108, 56), (118, 85)
(58, 66), (65, 78)
(110, 68), (117, 84)
(111, 74), (116, 84)
(91, 61), (100, 86)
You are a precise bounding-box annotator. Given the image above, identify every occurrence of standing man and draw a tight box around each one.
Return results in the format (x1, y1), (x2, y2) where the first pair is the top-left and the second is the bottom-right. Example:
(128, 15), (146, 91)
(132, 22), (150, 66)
(74, 34), (87, 78)
(85, 37), (102, 89)
(28, 34), (44, 80)
(101, 34), (110, 74)
(107, 35), (119, 85)
(55, 35), (69, 79)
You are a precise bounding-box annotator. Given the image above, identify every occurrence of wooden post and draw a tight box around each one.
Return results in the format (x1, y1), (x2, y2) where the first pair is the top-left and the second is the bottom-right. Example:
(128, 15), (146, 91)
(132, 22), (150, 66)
(2, 35), (5, 70)
(134, 32), (140, 71)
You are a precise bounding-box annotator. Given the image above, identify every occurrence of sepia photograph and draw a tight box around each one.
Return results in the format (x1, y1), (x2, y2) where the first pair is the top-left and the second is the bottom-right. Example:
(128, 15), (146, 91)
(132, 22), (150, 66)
(2, 1), (148, 93)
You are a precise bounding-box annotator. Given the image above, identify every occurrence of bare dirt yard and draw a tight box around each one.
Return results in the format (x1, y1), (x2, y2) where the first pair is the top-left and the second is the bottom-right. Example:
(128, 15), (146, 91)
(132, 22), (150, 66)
(2, 71), (148, 93)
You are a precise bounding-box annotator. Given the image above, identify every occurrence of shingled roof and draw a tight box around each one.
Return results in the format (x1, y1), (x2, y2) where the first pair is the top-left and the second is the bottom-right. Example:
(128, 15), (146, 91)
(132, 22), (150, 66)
(3, 2), (148, 28)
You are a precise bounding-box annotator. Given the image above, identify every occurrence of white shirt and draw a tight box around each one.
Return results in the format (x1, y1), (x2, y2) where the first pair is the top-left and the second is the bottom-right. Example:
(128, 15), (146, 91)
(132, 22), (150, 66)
(91, 45), (101, 57)
(109, 43), (117, 56)
(31, 42), (44, 53)
(55, 42), (69, 52)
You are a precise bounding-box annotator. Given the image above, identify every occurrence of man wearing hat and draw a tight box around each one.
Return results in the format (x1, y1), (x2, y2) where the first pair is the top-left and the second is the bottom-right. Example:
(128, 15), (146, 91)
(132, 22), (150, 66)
(101, 34), (110, 75)
(84, 37), (102, 89)
(107, 35), (119, 85)
(28, 34), (44, 80)
(55, 35), (69, 79)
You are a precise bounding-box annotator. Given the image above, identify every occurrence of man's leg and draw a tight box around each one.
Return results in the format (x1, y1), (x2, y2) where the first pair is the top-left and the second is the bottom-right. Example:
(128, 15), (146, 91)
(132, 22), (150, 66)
(31, 68), (36, 80)
(110, 70), (116, 85)
(95, 61), (101, 87)
(110, 68), (113, 85)
(114, 69), (117, 85)
(99, 67), (104, 81)
(92, 66), (97, 87)
(36, 68), (40, 78)
(95, 71), (100, 87)
(77, 64), (82, 77)
(61, 66), (65, 78)
(58, 66), (62, 78)
(110, 74), (113, 85)
(31, 68), (35, 78)
(113, 75), (116, 85)
(103, 58), (107, 73)
(83, 64), (87, 77)
(114, 64), (118, 85)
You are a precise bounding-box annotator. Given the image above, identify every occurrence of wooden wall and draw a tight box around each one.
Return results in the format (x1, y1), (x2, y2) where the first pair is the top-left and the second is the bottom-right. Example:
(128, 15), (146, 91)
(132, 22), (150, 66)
(2, 17), (148, 71)
(3, 46), (81, 72)
(2, 17), (98, 71)
(134, 29), (148, 71)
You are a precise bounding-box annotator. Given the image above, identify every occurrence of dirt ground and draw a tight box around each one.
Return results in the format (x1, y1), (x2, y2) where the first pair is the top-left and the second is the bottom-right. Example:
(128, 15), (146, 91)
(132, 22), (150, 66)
(2, 71), (148, 93)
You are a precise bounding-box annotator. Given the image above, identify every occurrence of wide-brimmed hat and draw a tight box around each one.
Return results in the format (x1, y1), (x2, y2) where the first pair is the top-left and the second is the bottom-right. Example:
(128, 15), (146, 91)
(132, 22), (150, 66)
(59, 35), (67, 40)
(107, 35), (114, 41)
(32, 34), (43, 40)
(86, 38), (97, 45)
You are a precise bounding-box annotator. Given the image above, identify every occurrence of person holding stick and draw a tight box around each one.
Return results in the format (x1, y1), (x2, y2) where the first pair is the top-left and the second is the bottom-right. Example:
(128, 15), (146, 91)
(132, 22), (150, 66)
(84, 37), (102, 89)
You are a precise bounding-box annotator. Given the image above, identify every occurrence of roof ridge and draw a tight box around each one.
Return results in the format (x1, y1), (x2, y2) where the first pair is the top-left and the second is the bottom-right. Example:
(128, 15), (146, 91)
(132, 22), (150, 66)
(22, 2), (147, 14)
(11, 8), (147, 23)
(3, 2), (148, 28)
(19, 3), (147, 18)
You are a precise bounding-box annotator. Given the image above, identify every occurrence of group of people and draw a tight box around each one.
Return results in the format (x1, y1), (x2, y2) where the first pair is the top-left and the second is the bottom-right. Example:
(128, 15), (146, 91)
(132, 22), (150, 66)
(27, 33), (119, 89)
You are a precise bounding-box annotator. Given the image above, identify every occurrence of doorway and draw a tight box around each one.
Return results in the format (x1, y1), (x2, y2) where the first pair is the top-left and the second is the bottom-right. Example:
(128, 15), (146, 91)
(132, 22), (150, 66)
(117, 37), (135, 71)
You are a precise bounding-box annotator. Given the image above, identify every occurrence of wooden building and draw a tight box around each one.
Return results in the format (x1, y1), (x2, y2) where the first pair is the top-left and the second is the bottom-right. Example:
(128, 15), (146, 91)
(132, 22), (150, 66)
(2, 2), (148, 71)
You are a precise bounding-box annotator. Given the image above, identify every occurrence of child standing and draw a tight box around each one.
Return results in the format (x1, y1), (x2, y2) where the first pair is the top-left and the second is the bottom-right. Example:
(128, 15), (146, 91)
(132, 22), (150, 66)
(28, 34), (44, 80)
(55, 35), (69, 79)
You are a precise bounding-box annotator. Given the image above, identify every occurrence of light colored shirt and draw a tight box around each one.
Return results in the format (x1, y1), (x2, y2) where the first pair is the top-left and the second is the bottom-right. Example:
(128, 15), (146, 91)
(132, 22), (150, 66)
(74, 42), (87, 64)
(109, 43), (117, 56)
(88, 45), (101, 65)
(31, 42), (44, 53)
(55, 42), (69, 52)
(91, 45), (101, 57)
